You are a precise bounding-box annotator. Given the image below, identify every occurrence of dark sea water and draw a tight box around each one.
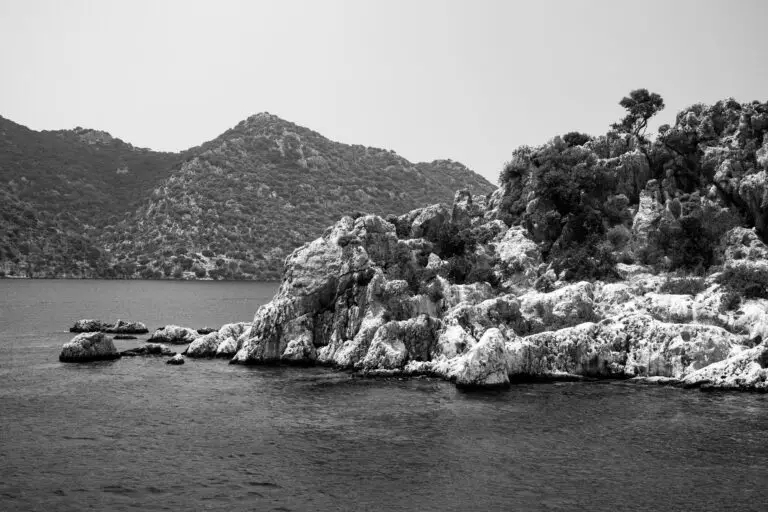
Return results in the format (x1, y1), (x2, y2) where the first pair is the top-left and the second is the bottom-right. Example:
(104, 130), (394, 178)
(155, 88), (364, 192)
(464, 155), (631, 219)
(1, 279), (767, 512)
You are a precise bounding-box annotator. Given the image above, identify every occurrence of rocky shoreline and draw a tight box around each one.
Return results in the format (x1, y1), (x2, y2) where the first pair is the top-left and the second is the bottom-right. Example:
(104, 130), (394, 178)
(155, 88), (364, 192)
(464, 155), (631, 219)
(58, 98), (768, 391)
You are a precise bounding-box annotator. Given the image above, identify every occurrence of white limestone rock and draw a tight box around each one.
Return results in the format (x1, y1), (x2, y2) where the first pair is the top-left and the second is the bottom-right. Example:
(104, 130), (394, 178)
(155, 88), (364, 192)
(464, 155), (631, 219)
(682, 344), (768, 390)
(453, 328), (510, 387)
(185, 332), (221, 358)
(59, 332), (119, 362)
(147, 325), (199, 345)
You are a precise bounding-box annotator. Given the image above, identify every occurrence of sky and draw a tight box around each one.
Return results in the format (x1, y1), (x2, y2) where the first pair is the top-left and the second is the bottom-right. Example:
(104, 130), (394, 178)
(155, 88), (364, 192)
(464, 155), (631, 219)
(0, 0), (767, 184)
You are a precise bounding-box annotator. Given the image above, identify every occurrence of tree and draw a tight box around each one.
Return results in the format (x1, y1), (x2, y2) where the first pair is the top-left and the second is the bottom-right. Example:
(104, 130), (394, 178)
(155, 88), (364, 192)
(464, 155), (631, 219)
(611, 89), (665, 141)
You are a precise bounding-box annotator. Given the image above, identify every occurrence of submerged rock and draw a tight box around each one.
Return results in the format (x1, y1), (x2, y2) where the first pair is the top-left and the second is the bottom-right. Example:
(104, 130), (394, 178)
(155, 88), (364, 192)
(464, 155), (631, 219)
(120, 343), (176, 357)
(166, 354), (185, 365)
(59, 332), (120, 362)
(147, 325), (199, 344)
(113, 335), (138, 340)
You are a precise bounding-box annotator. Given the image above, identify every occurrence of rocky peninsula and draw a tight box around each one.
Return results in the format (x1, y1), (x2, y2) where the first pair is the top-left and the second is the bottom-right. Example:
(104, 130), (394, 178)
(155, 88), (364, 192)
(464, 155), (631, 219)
(58, 95), (768, 391)
(224, 96), (768, 390)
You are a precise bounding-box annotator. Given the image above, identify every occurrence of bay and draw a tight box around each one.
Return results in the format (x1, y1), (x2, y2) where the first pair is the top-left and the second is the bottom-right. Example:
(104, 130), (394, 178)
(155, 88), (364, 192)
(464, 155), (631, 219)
(1, 279), (766, 511)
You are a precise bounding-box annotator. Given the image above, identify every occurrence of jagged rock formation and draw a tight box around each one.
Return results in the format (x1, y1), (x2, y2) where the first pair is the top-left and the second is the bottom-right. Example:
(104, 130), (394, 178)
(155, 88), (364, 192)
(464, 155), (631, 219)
(0, 113), (492, 279)
(184, 322), (251, 358)
(59, 332), (120, 362)
(231, 98), (768, 390)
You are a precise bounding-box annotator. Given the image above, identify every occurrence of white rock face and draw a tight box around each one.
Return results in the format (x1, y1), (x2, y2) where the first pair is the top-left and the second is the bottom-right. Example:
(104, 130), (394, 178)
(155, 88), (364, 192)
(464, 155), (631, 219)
(519, 282), (595, 333)
(59, 332), (119, 362)
(148, 325), (199, 345)
(185, 323), (251, 358)
(215, 337), (239, 358)
(682, 345), (768, 390)
(185, 332), (221, 357)
(225, 193), (767, 391)
(453, 329), (510, 387)
(495, 226), (541, 276)
(362, 325), (408, 370)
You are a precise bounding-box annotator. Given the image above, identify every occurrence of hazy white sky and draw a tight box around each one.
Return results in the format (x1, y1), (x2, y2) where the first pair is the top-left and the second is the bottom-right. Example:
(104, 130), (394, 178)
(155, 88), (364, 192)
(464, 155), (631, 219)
(1, 0), (766, 183)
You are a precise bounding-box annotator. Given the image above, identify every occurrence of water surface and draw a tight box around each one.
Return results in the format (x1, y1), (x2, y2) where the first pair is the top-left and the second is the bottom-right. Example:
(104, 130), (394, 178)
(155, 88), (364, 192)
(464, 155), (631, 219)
(1, 279), (766, 511)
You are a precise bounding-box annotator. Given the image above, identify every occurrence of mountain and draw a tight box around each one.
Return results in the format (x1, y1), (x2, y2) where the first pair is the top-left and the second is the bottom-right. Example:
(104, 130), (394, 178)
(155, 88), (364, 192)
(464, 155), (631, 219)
(0, 113), (494, 279)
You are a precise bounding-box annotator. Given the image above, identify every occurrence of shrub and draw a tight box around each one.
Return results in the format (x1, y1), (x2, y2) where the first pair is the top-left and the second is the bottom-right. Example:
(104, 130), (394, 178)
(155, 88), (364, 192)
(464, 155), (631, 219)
(607, 225), (631, 250)
(659, 276), (707, 295)
(721, 290), (741, 311)
(550, 237), (619, 282)
(562, 131), (591, 147)
(716, 265), (768, 299)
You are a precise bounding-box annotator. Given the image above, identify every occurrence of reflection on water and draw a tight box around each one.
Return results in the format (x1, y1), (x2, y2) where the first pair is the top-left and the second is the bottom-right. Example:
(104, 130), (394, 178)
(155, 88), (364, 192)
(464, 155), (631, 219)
(0, 280), (767, 511)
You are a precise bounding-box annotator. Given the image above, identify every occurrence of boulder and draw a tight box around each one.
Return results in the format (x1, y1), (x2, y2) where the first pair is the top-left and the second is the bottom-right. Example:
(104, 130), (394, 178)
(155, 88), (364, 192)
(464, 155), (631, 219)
(104, 319), (148, 334)
(59, 332), (120, 362)
(215, 337), (239, 358)
(69, 319), (110, 333)
(120, 343), (176, 357)
(197, 326), (217, 335)
(147, 325), (199, 344)
(184, 332), (221, 357)
(409, 204), (451, 243)
(166, 354), (185, 365)
(113, 335), (137, 340)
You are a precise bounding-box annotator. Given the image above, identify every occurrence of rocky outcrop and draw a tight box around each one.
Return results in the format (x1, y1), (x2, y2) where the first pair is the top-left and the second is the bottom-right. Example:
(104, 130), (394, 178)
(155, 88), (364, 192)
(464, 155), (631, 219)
(69, 319), (110, 333)
(184, 322), (251, 358)
(682, 344), (768, 390)
(453, 329), (510, 387)
(69, 319), (148, 334)
(59, 332), (120, 362)
(104, 319), (148, 334)
(147, 325), (199, 345)
(120, 343), (176, 357)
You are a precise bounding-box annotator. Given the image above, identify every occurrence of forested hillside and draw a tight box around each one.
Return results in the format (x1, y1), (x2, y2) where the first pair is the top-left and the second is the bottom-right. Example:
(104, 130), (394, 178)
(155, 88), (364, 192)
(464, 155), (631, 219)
(0, 113), (493, 279)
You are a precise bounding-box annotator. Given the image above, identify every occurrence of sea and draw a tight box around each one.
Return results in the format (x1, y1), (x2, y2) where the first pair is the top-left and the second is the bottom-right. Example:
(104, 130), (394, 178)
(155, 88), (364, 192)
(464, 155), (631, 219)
(1, 279), (766, 511)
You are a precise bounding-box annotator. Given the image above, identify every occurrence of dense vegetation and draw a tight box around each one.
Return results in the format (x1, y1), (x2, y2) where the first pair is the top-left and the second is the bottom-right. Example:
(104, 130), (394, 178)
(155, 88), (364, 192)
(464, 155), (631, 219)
(496, 90), (767, 281)
(0, 113), (493, 279)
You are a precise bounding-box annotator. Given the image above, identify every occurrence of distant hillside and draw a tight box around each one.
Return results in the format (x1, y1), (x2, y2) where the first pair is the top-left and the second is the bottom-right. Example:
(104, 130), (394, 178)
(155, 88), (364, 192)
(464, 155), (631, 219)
(0, 113), (494, 279)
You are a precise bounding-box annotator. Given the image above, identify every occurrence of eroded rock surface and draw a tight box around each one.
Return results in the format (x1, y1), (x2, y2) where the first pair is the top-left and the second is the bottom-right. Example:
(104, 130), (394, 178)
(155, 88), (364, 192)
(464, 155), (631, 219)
(148, 325), (199, 345)
(59, 332), (120, 362)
